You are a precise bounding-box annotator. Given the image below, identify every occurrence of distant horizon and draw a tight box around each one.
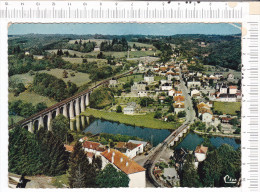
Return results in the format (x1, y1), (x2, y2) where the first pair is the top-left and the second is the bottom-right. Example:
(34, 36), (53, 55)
(8, 23), (241, 36)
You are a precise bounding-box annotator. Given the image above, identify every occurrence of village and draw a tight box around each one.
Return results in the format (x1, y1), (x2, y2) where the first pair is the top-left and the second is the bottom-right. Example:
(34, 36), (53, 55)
(61, 54), (241, 188)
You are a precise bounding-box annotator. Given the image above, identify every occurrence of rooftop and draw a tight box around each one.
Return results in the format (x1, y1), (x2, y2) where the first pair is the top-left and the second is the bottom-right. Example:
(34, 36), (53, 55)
(195, 145), (208, 154)
(101, 149), (146, 175)
(82, 141), (106, 152)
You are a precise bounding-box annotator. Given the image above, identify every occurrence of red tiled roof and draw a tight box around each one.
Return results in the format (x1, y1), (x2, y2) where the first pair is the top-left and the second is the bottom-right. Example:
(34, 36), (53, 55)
(64, 144), (74, 152)
(115, 142), (139, 151)
(174, 95), (185, 101)
(195, 145), (208, 154)
(86, 152), (94, 159)
(82, 141), (105, 152)
(101, 149), (146, 175)
(229, 86), (237, 89)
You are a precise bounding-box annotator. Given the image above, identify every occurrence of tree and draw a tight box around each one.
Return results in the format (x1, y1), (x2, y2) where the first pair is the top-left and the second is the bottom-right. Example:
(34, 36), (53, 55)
(9, 126), (44, 175)
(36, 129), (69, 176)
(154, 111), (162, 119)
(63, 70), (68, 78)
(116, 105), (122, 113)
(178, 111), (186, 118)
(68, 141), (97, 188)
(51, 114), (70, 142)
(140, 97), (154, 107)
(167, 114), (176, 122)
(96, 164), (129, 188)
(181, 154), (200, 187)
(35, 102), (47, 113)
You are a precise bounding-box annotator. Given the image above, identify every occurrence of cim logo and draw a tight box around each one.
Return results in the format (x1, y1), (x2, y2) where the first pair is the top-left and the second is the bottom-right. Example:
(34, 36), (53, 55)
(224, 175), (237, 184)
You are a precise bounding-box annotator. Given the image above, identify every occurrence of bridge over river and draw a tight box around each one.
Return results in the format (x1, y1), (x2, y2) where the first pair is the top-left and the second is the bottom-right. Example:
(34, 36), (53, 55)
(9, 67), (137, 133)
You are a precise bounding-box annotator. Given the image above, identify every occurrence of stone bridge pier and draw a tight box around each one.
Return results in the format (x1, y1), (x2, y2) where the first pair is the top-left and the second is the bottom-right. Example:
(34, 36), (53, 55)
(21, 92), (91, 133)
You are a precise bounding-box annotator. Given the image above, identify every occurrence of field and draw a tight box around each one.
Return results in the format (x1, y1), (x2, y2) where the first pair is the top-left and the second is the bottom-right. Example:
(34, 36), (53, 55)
(9, 91), (57, 107)
(62, 57), (107, 65)
(128, 42), (155, 48)
(115, 97), (141, 106)
(10, 69), (91, 87)
(117, 74), (143, 83)
(9, 115), (24, 125)
(82, 108), (181, 130)
(213, 102), (241, 115)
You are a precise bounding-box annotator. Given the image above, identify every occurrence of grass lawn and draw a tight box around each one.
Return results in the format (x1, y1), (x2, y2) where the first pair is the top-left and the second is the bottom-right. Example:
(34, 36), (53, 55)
(51, 174), (69, 188)
(9, 115), (24, 125)
(10, 68), (91, 87)
(115, 97), (141, 105)
(62, 57), (107, 65)
(128, 42), (155, 48)
(117, 74), (143, 83)
(154, 76), (167, 81)
(9, 91), (57, 107)
(213, 102), (241, 115)
(82, 108), (180, 130)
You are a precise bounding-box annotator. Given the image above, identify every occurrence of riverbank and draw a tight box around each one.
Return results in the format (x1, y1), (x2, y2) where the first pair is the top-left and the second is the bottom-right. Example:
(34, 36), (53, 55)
(82, 108), (181, 130)
(193, 130), (241, 138)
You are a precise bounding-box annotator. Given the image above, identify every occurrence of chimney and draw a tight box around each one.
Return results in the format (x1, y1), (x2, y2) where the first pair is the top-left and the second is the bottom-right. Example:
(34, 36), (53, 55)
(126, 162), (129, 167)
(108, 148), (110, 153)
(112, 152), (115, 164)
(120, 157), (123, 163)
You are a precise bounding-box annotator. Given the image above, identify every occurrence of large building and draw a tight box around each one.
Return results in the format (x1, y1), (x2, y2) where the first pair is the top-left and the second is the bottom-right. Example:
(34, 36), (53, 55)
(101, 149), (146, 188)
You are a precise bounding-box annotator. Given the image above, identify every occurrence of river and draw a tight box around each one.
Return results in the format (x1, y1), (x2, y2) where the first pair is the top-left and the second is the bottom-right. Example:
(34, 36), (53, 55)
(83, 118), (241, 149)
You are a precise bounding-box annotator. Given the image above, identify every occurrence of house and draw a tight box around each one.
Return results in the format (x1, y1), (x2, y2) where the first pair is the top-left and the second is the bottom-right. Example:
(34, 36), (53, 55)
(79, 136), (88, 142)
(101, 149), (146, 188)
(128, 140), (148, 149)
(194, 145), (208, 162)
(82, 141), (106, 156)
(94, 47), (100, 52)
(64, 144), (74, 153)
(168, 89), (176, 97)
(202, 110), (213, 124)
(161, 83), (172, 91)
(174, 95), (185, 103)
(25, 51), (30, 55)
(159, 96), (166, 103)
(115, 142), (143, 158)
(187, 81), (201, 89)
(175, 91), (182, 96)
(191, 89), (200, 97)
(109, 78), (117, 87)
(141, 48), (146, 51)
(229, 86), (237, 94)
(123, 102), (137, 115)
(174, 102), (185, 114)
(144, 74), (154, 84)
(227, 73), (235, 80)
(131, 82), (146, 94)
(217, 94), (237, 102)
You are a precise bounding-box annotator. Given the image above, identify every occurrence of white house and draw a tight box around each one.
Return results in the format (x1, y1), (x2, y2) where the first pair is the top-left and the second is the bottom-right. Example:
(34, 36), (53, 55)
(109, 79), (118, 87)
(187, 81), (201, 89)
(115, 142), (143, 158)
(101, 149), (146, 188)
(144, 75), (154, 84)
(202, 111), (213, 124)
(123, 102), (137, 115)
(128, 140), (148, 149)
(82, 141), (106, 156)
(161, 83), (173, 91)
(168, 89), (176, 97)
(194, 145), (208, 162)
(191, 89), (200, 97)
(229, 86), (237, 94)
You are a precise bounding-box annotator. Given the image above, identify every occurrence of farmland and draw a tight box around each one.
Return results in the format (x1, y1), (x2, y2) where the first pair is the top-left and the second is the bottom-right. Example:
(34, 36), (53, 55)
(213, 102), (241, 115)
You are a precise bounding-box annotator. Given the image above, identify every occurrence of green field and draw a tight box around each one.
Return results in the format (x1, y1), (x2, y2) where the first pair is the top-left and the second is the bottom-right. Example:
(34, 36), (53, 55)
(10, 68), (91, 87)
(213, 102), (241, 115)
(82, 108), (180, 130)
(9, 91), (57, 107)
(128, 42), (155, 48)
(9, 115), (24, 125)
(117, 74), (143, 83)
(62, 57), (107, 65)
(115, 97), (141, 105)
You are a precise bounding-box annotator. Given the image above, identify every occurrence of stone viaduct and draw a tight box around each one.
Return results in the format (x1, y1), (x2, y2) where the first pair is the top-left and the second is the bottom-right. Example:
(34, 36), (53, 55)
(9, 68), (137, 133)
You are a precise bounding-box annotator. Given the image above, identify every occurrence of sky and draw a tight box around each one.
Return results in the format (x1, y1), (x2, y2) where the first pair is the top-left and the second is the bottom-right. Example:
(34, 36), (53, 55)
(8, 23), (241, 36)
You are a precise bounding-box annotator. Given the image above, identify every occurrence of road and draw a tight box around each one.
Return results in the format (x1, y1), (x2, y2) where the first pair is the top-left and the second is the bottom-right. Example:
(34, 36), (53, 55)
(141, 68), (196, 187)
